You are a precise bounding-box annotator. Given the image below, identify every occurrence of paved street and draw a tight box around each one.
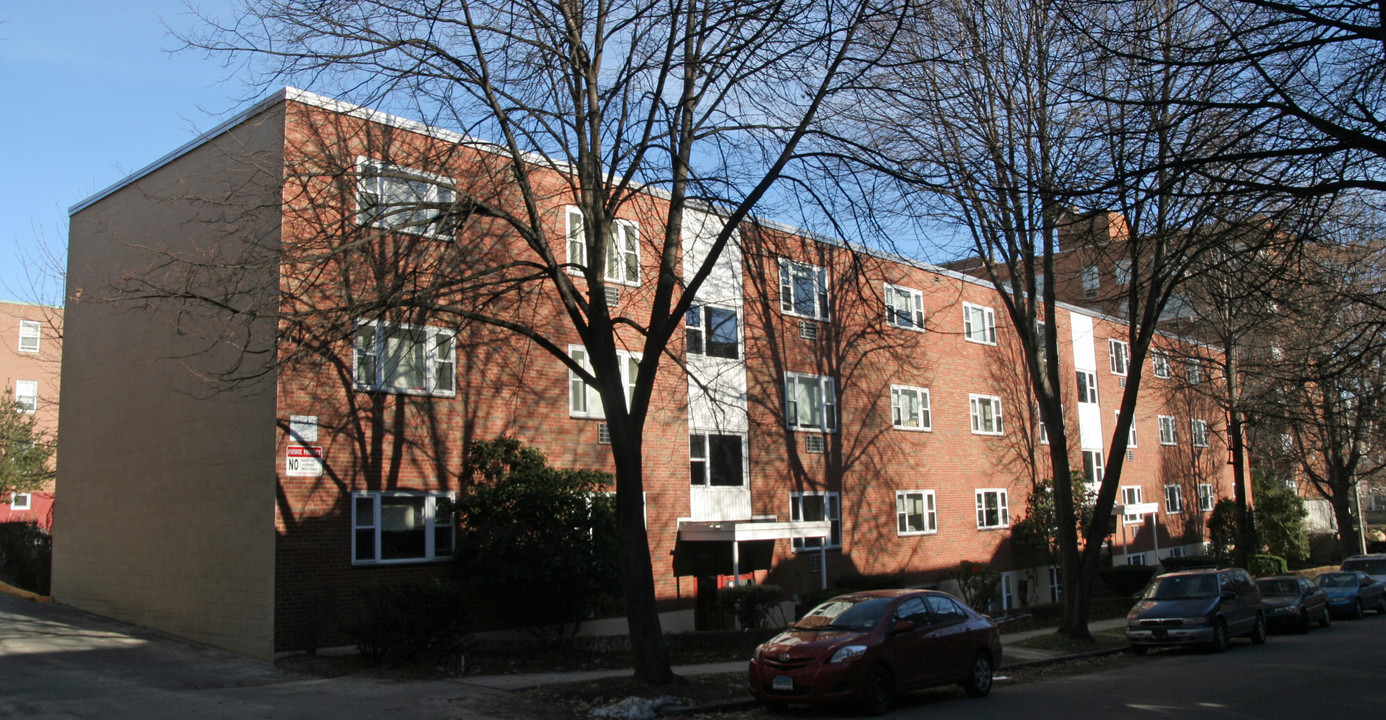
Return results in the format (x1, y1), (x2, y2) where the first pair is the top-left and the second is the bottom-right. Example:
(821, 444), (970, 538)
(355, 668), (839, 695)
(0, 594), (509, 720)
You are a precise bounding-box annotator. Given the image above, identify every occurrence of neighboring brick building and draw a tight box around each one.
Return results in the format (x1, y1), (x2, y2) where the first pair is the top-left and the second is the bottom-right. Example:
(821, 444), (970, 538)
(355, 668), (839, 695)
(0, 301), (60, 528)
(56, 88), (1234, 660)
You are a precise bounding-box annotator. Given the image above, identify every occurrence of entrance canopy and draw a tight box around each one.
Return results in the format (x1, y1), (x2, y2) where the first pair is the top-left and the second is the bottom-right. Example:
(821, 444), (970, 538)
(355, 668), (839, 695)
(676, 519), (832, 587)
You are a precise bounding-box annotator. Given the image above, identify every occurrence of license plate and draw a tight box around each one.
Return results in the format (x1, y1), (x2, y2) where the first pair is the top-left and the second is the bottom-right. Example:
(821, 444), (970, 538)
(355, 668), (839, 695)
(1153, 629), (1168, 639)
(773, 676), (794, 691)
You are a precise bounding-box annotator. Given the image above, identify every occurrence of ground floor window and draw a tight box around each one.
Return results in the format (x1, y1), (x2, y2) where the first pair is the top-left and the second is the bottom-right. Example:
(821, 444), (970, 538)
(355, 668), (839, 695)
(1049, 565), (1062, 603)
(791, 492), (841, 550)
(352, 491), (455, 564)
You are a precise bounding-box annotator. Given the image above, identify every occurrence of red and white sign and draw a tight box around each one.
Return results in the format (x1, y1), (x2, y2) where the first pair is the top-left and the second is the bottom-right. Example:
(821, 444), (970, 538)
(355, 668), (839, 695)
(285, 445), (324, 477)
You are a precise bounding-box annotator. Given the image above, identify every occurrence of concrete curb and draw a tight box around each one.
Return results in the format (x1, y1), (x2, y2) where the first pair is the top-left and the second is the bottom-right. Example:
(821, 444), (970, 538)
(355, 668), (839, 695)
(0, 580), (51, 603)
(1000, 645), (1128, 670)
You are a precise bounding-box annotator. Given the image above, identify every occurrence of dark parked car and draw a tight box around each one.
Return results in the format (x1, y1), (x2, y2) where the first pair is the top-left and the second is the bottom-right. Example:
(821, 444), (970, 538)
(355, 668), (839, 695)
(1316, 571), (1386, 618)
(1127, 567), (1266, 653)
(1340, 554), (1386, 578)
(747, 589), (1002, 715)
(1256, 575), (1331, 633)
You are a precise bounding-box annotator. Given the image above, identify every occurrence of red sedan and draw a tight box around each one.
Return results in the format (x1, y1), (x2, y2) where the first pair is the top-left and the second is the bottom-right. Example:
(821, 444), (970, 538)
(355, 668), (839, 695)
(747, 589), (1002, 714)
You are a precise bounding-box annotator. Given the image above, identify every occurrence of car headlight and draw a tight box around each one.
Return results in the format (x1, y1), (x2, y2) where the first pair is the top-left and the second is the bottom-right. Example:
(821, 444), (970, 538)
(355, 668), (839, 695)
(829, 645), (868, 664)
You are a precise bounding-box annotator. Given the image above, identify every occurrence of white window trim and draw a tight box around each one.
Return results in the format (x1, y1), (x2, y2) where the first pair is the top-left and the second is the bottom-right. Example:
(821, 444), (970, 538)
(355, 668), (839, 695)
(962, 303), (997, 345)
(896, 490), (938, 536)
(969, 394), (1004, 435)
(791, 491), (841, 551)
(1082, 265), (1100, 298)
(884, 283), (926, 331)
(13, 380), (37, 414)
(353, 321), (457, 397)
(1152, 352), (1171, 379)
(9, 492), (31, 511)
(1158, 415), (1178, 445)
(564, 206), (642, 286)
(17, 320), (40, 353)
(1197, 483), (1215, 512)
(785, 372), (837, 433)
(1121, 486), (1143, 524)
(1109, 339), (1129, 376)
(689, 432), (749, 487)
(564, 206), (586, 275)
(1083, 450), (1105, 487)
(1191, 419), (1210, 448)
(1164, 484), (1184, 514)
(351, 490), (455, 566)
(1077, 370), (1099, 404)
(1118, 410), (1137, 447)
(975, 488), (1011, 529)
(355, 157), (457, 240)
(569, 345), (640, 419)
(779, 258), (830, 321)
(889, 385), (932, 432)
(686, 304), (741, 360)
(1187, 359), (1203, 385)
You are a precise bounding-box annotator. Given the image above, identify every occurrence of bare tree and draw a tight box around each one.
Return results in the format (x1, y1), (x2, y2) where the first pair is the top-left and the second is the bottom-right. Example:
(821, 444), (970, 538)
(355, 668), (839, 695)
(166, 0), (905, 682)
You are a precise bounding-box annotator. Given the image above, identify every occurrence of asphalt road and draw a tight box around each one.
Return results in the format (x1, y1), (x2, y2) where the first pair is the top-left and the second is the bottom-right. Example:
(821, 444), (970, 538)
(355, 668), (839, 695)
(0, 594), (509, 720)
(876, 611), (1386, 719)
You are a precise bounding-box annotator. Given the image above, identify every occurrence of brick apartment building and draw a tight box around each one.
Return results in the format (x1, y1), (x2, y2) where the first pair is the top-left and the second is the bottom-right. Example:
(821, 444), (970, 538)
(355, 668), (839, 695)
(1, 300), (60, 528)
(56, 88), (1234, 659)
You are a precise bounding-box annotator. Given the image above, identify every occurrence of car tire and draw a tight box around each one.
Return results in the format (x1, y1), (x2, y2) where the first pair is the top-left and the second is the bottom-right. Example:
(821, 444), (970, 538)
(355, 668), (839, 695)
(1296, 608), (1311, 634)
(1209, 620), (1229, 653)
(860, 664), (895, 716)
(1249, 614), (1267, 645)
(962, 651), (994, 698)
(1320, 606), (1332, 628)
(1377, 596), (1386, 615)
(1353, 599), (1365, 619)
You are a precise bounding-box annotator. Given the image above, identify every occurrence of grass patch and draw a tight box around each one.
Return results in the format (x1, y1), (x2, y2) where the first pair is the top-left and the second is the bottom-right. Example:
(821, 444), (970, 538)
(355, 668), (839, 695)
(1012, 628), (1128, 653)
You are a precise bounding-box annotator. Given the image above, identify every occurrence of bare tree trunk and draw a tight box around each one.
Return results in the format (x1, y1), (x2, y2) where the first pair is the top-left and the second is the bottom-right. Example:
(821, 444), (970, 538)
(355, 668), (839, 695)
(610, 428), (673, 683)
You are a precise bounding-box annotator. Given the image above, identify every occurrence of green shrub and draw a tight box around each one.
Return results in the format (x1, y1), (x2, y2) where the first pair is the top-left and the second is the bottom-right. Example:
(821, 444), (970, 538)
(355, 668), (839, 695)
(1098, 565), (1157, 596)
(1160, 554), (1221, 571)
(1249, 554), (1289, 576)
(0, 521), (50, 595)
(718, 584), (784, 629)
(835, 573), (904, 590)
(349, 579), (466, 664)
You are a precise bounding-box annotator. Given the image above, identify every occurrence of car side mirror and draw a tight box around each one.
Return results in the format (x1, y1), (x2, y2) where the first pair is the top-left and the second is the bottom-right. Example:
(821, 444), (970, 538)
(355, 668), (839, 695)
(892, 620), (916, 635)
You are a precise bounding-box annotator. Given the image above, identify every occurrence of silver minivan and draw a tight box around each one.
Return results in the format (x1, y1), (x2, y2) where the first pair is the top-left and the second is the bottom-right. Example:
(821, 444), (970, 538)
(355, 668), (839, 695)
(1126, 568), (1266, 653)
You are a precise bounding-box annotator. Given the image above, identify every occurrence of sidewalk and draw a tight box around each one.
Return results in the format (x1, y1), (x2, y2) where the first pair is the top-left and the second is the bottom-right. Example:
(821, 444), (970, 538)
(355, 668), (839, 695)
(456, 617), (1131, 691)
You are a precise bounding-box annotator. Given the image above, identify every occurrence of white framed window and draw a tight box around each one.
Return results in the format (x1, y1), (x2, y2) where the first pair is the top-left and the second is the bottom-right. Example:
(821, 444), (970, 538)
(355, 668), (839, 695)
(969, 394), (1004, 435)
(1109, 339), (1129, 376)
(569, 346), (640, 419)
(1115, 259), (1132, 286)
(1117, 410), (1137, 447)
(890, 386), (931, 431)
(791, 492), (841, 550)
(1127, 553), (1147, 566)
(785, 372), (837, 433)
(1049, 565), (1062, 603)
(686, 305), (740, 360)
(352, 491), (455, 565)
(963, 303), (997, 345)
(1191, 419), (1210, 447)
(1197, 483), (1215, 512)
(1152, 351), (1171, 379)
(1039, 417), (1050, 445)
(976, 489), (1010, 529)
(1164, 484), (1183, 513)
(1083, 450), (1104, 487)
(1158, 415), (1178, 445)
(1000, 571), (1015, 611)
(353, 322), (456, 396)
(1082, 265), (1100, 298)
(1077, 370), (1098, 404)
(13, 380), (37, 413)
(1186, 359), (1203, 385)
(8, 493), (31, 511)
(896, 490), (937, 535)
(884, 283), (925, 331)
(779, 259), (829, 320)
(356, 158), (458, 239)
(1121, 486), (1143, 524)
(17, 320), (40, 353)
(690, 433), (747, 487)
(564, 207), (641, 285)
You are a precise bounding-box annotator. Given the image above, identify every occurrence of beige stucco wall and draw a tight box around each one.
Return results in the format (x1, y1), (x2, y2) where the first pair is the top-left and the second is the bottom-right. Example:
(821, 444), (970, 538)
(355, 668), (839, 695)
(54, 104), (287, 659)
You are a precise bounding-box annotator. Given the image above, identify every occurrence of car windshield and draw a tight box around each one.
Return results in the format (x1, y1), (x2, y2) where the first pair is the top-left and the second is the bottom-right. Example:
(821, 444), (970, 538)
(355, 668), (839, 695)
(1342, 559), (1386, 575)
(1143, 575), (1218, 600)
(1318, 573), (1356, 588)
(793, 596), (894, 631)
(1256, 579), (1299, 596)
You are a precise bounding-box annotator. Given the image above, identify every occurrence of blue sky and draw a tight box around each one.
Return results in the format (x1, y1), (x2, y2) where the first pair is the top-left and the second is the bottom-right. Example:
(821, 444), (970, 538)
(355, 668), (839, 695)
(0, 2), (247, 305)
